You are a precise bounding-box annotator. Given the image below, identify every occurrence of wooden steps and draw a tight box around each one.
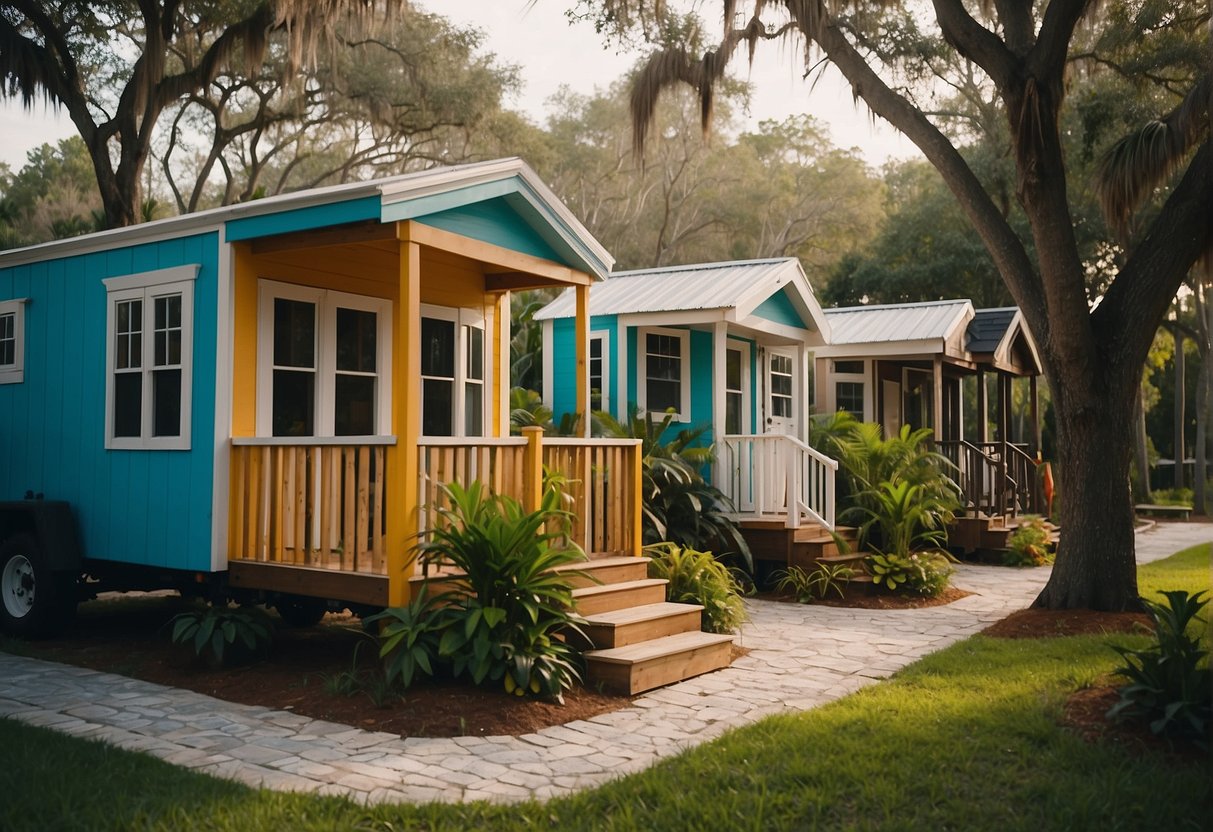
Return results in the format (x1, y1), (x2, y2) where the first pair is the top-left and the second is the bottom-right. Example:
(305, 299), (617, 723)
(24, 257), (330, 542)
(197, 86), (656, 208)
(575, 601), (704, 649)
(582, 630), (735, 696)
(814, 552), (874, 584)
(409, 553), (735, 695)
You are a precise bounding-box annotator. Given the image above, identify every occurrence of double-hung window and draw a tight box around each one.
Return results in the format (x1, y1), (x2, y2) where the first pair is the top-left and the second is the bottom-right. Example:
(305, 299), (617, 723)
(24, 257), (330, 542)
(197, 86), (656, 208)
(0, 298), (27, 384)
(257, 281), (391, 437)
(832, 359), (867, 421)
(104, 266), (197, 450)
(638, 327), (690, 421)
(420, 304), (487, 437)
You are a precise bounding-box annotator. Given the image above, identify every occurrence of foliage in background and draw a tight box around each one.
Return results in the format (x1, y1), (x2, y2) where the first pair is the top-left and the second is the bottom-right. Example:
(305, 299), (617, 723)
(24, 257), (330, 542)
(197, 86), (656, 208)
(168, 604), (273, 668)
(373, 481), (586, 702)
(595, 407), (751, 568)
(644, 542), (747, 634)
(1004, 516), (1055, 567)
(773, 562), (853, 603)
(1109, 589), (1211, 744)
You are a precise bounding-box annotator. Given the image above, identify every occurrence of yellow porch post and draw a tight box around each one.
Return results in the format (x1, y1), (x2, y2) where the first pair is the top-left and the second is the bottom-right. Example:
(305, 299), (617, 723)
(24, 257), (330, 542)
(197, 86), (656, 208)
(575, 283), (590, 438)
(386, 227), (422, 608)
(521, 426), (544, 513)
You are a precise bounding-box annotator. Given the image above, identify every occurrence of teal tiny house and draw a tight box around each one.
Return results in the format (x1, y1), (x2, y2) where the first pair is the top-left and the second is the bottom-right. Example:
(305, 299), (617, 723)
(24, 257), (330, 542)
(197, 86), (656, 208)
(535, 258), (840, 530)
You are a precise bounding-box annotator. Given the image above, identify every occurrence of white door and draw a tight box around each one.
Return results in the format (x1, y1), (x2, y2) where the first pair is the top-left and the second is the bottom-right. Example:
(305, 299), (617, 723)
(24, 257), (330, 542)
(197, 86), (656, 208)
(764, 347), (797, 435)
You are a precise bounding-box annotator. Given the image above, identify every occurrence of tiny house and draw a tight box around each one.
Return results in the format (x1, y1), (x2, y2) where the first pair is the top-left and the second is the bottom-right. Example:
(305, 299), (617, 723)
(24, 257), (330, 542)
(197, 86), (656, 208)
(815, 300), (1046, 543)
(0, 158), (646, 634)
(535, 258), (840, 531)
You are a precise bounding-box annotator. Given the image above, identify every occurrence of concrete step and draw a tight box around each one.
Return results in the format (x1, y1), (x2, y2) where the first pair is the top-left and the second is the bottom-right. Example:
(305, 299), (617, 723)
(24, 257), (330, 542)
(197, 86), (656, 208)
(575, 601), (703, 649)
(585, 630), (735, 695)
(572, 578), (668, 616)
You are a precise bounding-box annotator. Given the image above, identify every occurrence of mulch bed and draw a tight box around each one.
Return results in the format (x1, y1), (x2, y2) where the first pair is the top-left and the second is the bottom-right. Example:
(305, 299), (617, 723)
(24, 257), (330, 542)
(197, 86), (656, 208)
(756, 584), (971, 609)
(982, 608), (1153, 639)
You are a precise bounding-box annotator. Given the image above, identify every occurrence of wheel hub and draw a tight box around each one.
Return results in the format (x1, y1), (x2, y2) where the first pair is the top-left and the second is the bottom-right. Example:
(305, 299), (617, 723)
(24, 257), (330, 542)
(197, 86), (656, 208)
(2, 554), (35, 619)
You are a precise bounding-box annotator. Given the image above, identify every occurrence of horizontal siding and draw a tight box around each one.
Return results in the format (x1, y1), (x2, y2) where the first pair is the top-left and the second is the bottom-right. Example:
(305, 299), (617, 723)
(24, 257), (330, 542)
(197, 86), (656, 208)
(0, 233), (219, 572)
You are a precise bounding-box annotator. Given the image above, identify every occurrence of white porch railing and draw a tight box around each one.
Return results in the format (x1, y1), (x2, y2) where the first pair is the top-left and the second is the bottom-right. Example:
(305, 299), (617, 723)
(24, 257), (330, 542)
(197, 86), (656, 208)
(719, 434), (838, 530)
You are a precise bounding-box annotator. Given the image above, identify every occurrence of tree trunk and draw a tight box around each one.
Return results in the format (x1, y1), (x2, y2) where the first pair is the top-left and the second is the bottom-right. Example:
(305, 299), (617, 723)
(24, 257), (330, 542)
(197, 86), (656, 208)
(1173, 327), (1185, 489)
(1195, 355), (1209, 514)
(1033, 382), (1141, 611)
(1133, 387), (1153, 503)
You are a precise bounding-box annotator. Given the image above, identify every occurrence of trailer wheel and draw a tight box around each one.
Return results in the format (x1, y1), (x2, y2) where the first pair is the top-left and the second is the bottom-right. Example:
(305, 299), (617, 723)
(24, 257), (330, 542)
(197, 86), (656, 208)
(273, 594), (327, 628)
(0, 532), (75, 637)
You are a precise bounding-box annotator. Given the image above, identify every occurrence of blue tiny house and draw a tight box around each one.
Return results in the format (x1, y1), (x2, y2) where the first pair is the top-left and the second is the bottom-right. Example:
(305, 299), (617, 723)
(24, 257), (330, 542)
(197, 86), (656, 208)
(535, 258), (841, 530)
(0, 158), (650, 634)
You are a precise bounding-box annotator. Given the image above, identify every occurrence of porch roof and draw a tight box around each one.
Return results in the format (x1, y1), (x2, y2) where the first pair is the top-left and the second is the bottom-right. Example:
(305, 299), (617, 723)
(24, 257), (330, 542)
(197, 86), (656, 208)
(966, 307), (1042, 375)
(534, 257), (829, 336)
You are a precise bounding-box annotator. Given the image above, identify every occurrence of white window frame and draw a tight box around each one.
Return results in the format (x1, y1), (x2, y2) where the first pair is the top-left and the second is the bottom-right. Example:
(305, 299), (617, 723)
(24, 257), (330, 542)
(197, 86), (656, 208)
(419, 303), (489, 438)
(831, 359), (869, 421)
(104, 265), (198, 450)
(724, 339), (751, 435)
(0, 298), (28, 385)
(589, 329), (610, 414)
(256, 280), (393, 438)
(637, 326), (691, 422)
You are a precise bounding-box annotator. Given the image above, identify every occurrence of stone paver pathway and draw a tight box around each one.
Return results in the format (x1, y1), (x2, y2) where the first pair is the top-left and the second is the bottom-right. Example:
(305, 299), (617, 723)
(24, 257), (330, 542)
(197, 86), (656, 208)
(1, 522), (1208, 805)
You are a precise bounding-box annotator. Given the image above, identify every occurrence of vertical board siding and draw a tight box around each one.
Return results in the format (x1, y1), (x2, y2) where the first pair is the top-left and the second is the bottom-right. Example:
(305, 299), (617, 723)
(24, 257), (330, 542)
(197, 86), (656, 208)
(0, 232), (219, 572)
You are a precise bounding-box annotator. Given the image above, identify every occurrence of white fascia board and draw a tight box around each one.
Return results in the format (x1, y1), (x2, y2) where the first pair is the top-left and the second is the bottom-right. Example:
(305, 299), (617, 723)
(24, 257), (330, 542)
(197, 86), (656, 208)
(814, 339), (947, 359)
(617, 309), (728, 329)
(733, 315), (820, 345)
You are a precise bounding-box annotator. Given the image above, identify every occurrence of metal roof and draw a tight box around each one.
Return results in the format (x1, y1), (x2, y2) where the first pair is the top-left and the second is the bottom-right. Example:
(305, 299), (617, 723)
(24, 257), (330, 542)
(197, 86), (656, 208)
(966, 307), (1018, 353)
(0, 157), (613, 278)
(822, 299), (973, 344)
(534, 257), (805, 320)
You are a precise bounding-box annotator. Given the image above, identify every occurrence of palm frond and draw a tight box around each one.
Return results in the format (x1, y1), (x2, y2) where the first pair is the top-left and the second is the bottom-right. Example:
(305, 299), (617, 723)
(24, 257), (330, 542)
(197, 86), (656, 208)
(1097, 73), (1211, 238)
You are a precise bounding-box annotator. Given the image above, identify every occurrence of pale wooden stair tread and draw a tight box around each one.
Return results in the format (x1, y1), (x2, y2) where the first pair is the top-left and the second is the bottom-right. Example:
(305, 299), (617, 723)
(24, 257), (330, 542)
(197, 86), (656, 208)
(584, 630), (734, 665)
(815, 553), (866, 564)
(550, 555), (651, 573)
(571, 578), (667, 599)
(575, 601), (702, 627)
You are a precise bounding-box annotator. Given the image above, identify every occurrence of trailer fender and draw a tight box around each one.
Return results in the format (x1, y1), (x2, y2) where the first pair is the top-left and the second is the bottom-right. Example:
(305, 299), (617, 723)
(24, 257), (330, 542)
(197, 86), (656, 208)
(0, 501), (83, 573)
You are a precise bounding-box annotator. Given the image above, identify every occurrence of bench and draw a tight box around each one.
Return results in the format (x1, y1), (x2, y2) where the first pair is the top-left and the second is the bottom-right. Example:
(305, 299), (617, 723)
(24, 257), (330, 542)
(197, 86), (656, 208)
(1134, 503), (1192, 521)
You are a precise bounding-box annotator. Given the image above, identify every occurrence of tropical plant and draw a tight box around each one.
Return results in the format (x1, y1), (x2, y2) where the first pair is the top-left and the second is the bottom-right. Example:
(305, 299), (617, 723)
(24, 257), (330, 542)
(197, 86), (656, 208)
(1004, 516), (1055, 567)
(366, 591), (446, 689)
(867, 551), (954, 598)
(1108, 589), (1211, 744)
(645, 542), (747, 634)
(773, 562), (853, 603)
(849, 479), (960, 561)
(169, 604), (273, 668)
(595, 406), (752, 568)
(414, 481), (588, 702)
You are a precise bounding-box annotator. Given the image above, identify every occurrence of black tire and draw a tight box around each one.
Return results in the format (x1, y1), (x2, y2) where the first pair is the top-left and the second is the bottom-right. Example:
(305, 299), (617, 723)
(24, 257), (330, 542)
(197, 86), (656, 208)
(273, 594), (328, 628)
(0, 532), (76, 637)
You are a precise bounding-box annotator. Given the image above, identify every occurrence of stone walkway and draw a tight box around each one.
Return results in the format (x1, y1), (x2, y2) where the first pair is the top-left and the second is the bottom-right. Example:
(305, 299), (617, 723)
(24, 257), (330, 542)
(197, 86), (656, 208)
(1, 522), (1208, 805)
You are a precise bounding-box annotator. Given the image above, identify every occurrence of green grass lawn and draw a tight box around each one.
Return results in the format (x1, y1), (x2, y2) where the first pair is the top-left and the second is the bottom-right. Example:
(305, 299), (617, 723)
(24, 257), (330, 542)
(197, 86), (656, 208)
(2, 545), (1209, 832)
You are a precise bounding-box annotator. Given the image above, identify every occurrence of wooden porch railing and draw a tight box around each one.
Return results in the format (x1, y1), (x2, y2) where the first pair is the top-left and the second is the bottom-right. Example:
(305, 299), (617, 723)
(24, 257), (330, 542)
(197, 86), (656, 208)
(418, 430), (643, 558)
(229, 437), (390, 574)
(719, 434), (838, 530)
(938, 440), (1041, 517)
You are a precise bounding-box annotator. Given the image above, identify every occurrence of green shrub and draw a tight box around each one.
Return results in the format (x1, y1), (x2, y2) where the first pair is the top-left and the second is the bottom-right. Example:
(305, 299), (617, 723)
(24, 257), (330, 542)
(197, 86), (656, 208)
(867, 551), (954, 597)
(373, 481), (587, 703)
(1108, 589), (1211, 744)
(645, 542), (747, 633)
(169, 604), (273, 668)
(595, 407), (752, 569)
(773, 563), (853, 603)
(1003, 516), (1054, 567)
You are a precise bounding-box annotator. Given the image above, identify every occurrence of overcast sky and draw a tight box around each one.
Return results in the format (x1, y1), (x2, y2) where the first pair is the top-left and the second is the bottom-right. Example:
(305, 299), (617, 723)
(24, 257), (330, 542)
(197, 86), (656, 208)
(0, 1), (917, 172)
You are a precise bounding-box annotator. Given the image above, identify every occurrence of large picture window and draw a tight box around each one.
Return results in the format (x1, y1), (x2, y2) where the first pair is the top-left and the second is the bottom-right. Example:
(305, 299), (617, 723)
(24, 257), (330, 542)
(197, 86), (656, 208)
(420, 304), (488, 437)
(638, 327), (690, 421)
(104, 266), (197, 450)
(257, 281), (391, 437)
(0, 298), (27, 385)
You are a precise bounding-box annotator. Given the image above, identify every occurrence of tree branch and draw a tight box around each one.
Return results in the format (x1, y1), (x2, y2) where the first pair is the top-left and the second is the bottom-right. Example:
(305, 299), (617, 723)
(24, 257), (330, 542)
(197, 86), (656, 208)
(928, 0), (1016, 88)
